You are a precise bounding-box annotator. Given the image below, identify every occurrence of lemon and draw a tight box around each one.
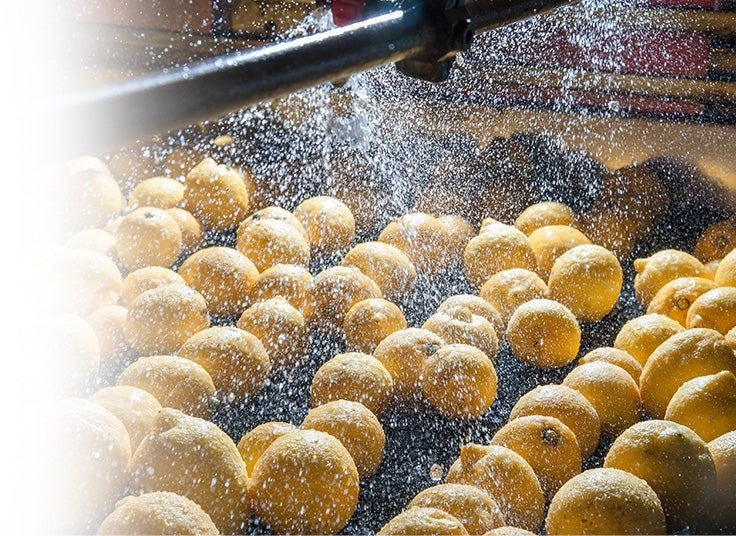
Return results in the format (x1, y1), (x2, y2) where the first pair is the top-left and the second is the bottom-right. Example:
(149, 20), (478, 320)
(479, 268), (547, 326)
(377, 508), (468, 535)
(341, 241), (417, 302)
(613, 313), (684, 367)
(408, 484), (505, 534)
(686, 287), (736, 334)
(463, 223), (538, 289)
(343, 298), (407, 354)
(647, 276), (717, 326)
(237, 421), (297, 476)
(515, 201), (576, 235)
(634, 249), (708, 307)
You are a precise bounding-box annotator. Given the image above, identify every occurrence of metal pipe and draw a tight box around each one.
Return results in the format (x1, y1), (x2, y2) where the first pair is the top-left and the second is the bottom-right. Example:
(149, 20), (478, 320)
(464, 0), (577, 33)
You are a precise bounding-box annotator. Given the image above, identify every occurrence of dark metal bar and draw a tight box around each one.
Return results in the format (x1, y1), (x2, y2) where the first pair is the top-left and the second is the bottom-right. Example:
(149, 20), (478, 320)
(464, 0), (578, 33)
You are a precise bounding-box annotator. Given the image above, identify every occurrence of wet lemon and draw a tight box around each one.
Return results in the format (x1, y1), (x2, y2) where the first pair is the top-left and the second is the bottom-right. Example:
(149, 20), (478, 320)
(165, 207), (203, 255)
(694, 216), (736, 263)
(294, 196), (356, 257)
(343, 298), (407, 354)
(604, 419), (716, 531)
(310, 352), (394, 417)
(686, 287), (736, 334)
(408, 484), (505, 534)
(120, 266), (185, 306)
(114, 207), (182, 271)
(378, 212), (452, 277)
(510, 384), (600, 459)
(715, 248), (736, 286)
(479, 268), (547, 326)
(65, 228), (116, 258)
(563, 361), (642, 435)
(44, 398), (130, 533)
(727, 325), (736, 351)
(40, 314), (100, 395)
(240, 205), (308, 241)
(438, 214), (476, 266)
(665, 371), (736, 443)
(707, 431), (736, 529)
(55, 247), (122, 315)
(124, 284), (210, 355)
(547, 244), (622, 322)
(491, 415), (581, 499)
(97, 491), (219, 535)
(237, 298), (307, 373)
(130, 408), (249, 534)
(250, 429), (359, 534)
(377, 507), (468, 535)
(183, 157), (249, 232)
(647, 276), (717, 326)
(634, 249), (708, 307)
(639, 328), (736, 418)
(118, 355), (215, 419)
(578, 346), (642, 383)
(179, 246), (259, 317)
(705, 259), (721, 279)
(614, 313), (684, 367)
(446, 444), (545, 533)
(528, 225), (591, 281)
(127, 176), (184, 210)
(423, 307), (499, 362)
(437, 294), (504, 337)
(91, 385), (162, 452)
(108, 145), (161, 189)
(515, 202), (577, 235)
(61, 167), (123, 230)
(237, 421), (297, 476)
(545, 468), (666, 535)
(341, 241), (417, 302)
(249, 263), (312, 311)
(422, 343), (497, 419)
(463, 223), (538, 289)
(303, 266), (382, 330)
(86, 305), (130, 370)
(485, 527), (536, 536)
(506, 299), (581, 368)
(236, 218), (310, 272)
(374, 328), (443, 400)
(178, 325), (271, 400)
(302, 399), (385, 477)
(164, 145), (205, 179)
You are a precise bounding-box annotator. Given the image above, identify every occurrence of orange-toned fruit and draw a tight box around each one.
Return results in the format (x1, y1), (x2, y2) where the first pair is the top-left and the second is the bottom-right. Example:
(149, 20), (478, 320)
(310, 352), (394, 417)
(343, 298), (407, 354)
(379, 212), (453, 277)
(179, 246), (259, 317)
(127, 176), (184, 210)
(464, 223), (538, 289)
(91, 385), (162, 452)
(240, 206), (308, 241)
(55, 247), (122, 315)
(294, 196), (356, 257)
(578, 346), (642, 383)
(515, 202), (576, 235)
(183, 157), (250, 232)
(422, 343), (498, 419)
(614, 313), (684, 367)
(423, 307), (499, 362)
(509, 384), (600, 459)
(707, 431), (736, 529)
(164, 146), (205, 179)
(639, 328), (736, 419)
(438, 214), (476, 266)
(374, 328), (443, 400)
(579, 206), (640, 259)
(250, 429), (359, 534)
(437, 294), (504, 337)
(705, 259), (720, 279)
(61, 168), (123, 230)
(480, 268), (547, 326)
(377, 507), (468, 535)
(547, 244), (623, 322)
(178, 325), (271, 400)
(647, 277), (717, 326)
(236, 218), (310, 272)
(694, 216), (736, 263)
(715, 248), (736, 287)
(506, 299), (581, 368)
(485, 527), (536, 536)
(114, 207), (182, 271)
(40, 314), (100, 395)
(604, 419), (716, 531)
(165, 207), (203, 255)
(545, 468), (666, 535)
(124, 284), (210, 355)
(528, 225), (591, 281)
(86, 305), (129, 370)
(408, 484), (505, 534)
(118, 355), (215, 419)
(686, 287), (736, 334)
(634, 249), (709, 307)
(563, 361), (642, 435)
(249, 263), (312, 311)
(446, 444), (545, 533)
(237, 421), (297, 476)
(341, 241), (417, 302)
(65, 228), (116, 258)
(120, 266), (185, 306)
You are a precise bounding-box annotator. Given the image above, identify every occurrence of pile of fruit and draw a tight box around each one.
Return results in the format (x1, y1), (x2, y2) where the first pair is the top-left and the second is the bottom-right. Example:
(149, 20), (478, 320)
(41, 137), (736, 535)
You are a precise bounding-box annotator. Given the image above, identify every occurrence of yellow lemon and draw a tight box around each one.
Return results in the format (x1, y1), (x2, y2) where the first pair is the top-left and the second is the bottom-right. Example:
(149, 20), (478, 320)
(344, 298), (407, 354)
(578, 346), (642, 383)
(528, 225), (591, 281)
(479, 268), (547, 326)
(127, 176), (184, 210)
(374, 328), (443, 400)
(183, 157), (249, 232)
(91, 385), (162, 452)
(463, 223), (538, 289)
(515, 201), (577, 235)
(114, 207), (182, 271)
(613, 313), (684, 367)
(686, 287), (736, 334)
(647, 276), (718, 326)
(379, 212), (453, 277)
(707, 431), (736, 530)
(237, 421), (297, 476)
(294, 196), (356, 257)
(634, 249), (708, 307)
(377, 508), (468, 536)
(341, 241), (418, 302)
(120, 266), (185, 306)
(249, 263), (312, 312)
(408, 484), (505, 534)
(423, 307), (499, 362)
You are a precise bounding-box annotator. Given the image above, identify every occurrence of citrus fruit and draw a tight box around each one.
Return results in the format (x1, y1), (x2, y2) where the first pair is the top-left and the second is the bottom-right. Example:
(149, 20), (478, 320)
(639, 327), (736, 418)
(438, 214), (476, 266)
(665, 371), (736, 443)
(183, 157), (249, 232)
(343, 298), (407, 354)
(479, 268), (547, 326)
(120, 266), (185, 306)
(114, 207), (182, 271)
(130, 408), (250, 534)
(422, 343), (497, 419)
(485, 527), (536, 536)
(377, 508), (468, 535)
(509, 384), (600, 459)
(178, 246), (259, 317)
(249, 263), (312, 311)
(715, 248), (736, 286)
(437, 294), (504, 337)
(60, 167), (123, 230)
(463, 223), (538, 289)
(55, 247), (122, 315)
(341, 241), (417, 302)
(378, 212), (453, 277)
(686, 287), (736, 334)
(707, 431), (736, 529)
(547, 244), (622, 322)
(40, 314), (100, 395)
(545, 468), (666, 535)
(236, 218), (310, 272)
(527, 225), (591, 281)
(408, 484), (505, 534)
(491, 415), (581, 499)
(86, 305), (130, 370)
(310, 352), (394, 417)
(91, 385), (162, 452)
(239, 205), (308, 241)
(236, 298), (307, 373)
(694, 216), (736, 263)
(423, 307), (499, 362)
(705, 259), (720, 279)
(165, 207), (203, 255)
(633, 249), (708, 307)
(578, 346), (642, 383)
(237, 421), (297, 476)
(647, 276), (717, 326)
(294, 196), (356, 257)
(515, 202), (576, 235)
(604, 419), (716, 531)
(374, 328), (443, 400)
(250, 429), (359, 534)
(178, 325), (271, 400)
(613, 313), (684, 367)
(506, 299), (581, 368)
(97, 491), (219, 535)
(127, 176), (184, 210)
(65, 228), (116, 258)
